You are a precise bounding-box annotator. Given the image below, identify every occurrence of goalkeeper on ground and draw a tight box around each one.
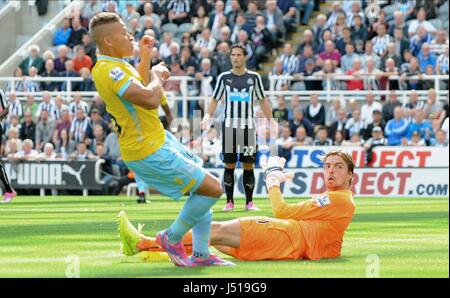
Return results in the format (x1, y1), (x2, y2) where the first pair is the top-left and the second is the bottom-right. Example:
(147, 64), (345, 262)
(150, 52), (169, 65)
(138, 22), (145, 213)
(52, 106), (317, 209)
(119, 150), (356, 261)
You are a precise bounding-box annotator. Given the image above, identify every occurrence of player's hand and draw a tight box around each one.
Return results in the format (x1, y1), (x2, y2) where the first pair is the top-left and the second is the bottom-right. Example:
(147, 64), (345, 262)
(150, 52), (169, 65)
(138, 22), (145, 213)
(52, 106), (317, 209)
(139, 35), (155, 61)
(201, 113), (211, 130)
(152, 62), (170, 80)
(261, 156), (294, 190)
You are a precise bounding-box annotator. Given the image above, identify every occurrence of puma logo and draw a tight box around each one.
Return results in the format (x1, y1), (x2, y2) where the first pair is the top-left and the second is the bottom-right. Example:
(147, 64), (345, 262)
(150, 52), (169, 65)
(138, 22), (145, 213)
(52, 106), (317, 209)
(62, 164), (86, 185)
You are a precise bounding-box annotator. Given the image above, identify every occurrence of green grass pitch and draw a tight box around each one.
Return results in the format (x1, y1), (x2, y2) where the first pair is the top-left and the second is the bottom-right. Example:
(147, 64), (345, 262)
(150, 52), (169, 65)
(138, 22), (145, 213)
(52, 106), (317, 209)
(0, 195), (448, 278)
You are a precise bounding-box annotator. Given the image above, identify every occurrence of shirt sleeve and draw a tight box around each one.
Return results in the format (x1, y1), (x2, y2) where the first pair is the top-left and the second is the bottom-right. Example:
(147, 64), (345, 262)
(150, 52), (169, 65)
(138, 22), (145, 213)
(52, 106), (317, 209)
(254, 73), (266, 101)
(160, 91), (168, 106)
(268, 187), (352, 221)
(212, 72), (225, 101)
(108, 65), (134, 97)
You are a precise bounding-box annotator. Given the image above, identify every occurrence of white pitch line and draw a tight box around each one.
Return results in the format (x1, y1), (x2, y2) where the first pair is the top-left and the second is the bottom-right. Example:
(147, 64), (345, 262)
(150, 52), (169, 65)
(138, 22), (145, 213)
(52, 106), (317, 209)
(346, 237), (449, 244)
(0, 252), (123, 266)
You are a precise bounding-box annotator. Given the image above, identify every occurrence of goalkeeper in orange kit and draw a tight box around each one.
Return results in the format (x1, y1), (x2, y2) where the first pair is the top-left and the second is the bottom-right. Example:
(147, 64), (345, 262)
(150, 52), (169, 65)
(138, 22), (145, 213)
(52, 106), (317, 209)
(118, 150), (356, 261)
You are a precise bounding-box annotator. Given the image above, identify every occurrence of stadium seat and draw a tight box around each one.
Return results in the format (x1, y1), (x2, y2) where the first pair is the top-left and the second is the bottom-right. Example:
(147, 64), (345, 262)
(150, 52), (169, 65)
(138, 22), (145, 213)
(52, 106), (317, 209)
(177, 22), (193, 34)
(126, 182), (138, 197)
(161, 23), (178, 34)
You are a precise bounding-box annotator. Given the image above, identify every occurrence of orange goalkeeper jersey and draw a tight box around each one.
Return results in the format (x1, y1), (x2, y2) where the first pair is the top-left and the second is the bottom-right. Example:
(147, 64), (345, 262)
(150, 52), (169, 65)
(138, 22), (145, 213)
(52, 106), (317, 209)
(268, 188), (355, 260)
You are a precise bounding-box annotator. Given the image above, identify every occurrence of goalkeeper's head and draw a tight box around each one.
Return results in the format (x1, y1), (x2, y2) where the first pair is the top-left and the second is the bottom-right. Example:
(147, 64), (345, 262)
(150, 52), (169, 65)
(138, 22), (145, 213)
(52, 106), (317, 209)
(320, 150), (355, 191)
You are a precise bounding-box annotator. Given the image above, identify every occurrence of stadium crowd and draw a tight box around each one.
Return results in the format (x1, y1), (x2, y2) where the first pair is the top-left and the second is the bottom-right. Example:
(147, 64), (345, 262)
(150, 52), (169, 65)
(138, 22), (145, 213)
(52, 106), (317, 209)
(1, 0), (449, 174)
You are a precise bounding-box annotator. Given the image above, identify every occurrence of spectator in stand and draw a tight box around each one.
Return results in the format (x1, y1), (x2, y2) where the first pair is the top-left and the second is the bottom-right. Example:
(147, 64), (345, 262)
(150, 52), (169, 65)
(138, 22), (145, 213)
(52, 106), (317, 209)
(78, 67), (96, 92)
(326, 1), (345, 29)
(55, 128), (75, 159)
(60, 60), (79, 92)
(363, 126), (387, 165)
(53, 18), (72, 46)
(385, 106), (409, 145)
(163, 60), (185, 96)
(140, 2), (161, 31)
(345, 58), (364, 91)
(129, 18), (141, 40)
(72, 46), (93, 74)
(67, 18), (87, 48)
(263, 0), (286, 47)
(82, 0), (103, 20)
(70, 107), (91, 144)
(436, 45), (449, 89)
(121, 2), (140, 31)
(363, 58), (383, 90)
(408, 8), (437, 38)
(325, 98), (343, 130)
(346, 1), (365, 28)
(8, 67), (26, 92)
(38, 142), (57, 161)
(166, 0), (191, 25)
(360, 41), (381, 69)
(40, 59), (59, 91)
(23, 67), (41, 92)
(69, 142), (96, 161)
(236, 30), (255, 67)
(193, 28), (217, 56)
(277, 0), (297, 32)
(190, 5), (209, 38)
(408, 130), (427, 146)
(393, 28), (410, 64)
(361, 93), (383, 126)
(289, 107), (313, 137)
(403, 90), (425, 112)
(90, 93), (107, 120)
(35, 109), (56, 152)
(381, 43), (402, 70)
(335, 27), (354, 55)
(382, 58), (400, 90)
(292, 125), (313, 146)
(272, 96), (289, 123)
(9, 139), (39, 162)
(137, 17), (159, 41)
(23, 94), (38, 122)
(279, 43), (299, 75)
(423, 89), (444, 120)
(230, 13), (252, 44)
(287, 95), (301, 121)
(389, 11), (409, 38)
(371, 23), (393, 57)
(86, 124), (105, 153)
(331, 129), (344, 146)
(312, 14), (328, 49)
(363, 110), (386, 141)
(245, 1), (259, 32)
(315, 59), (344, 90)
(69, 92), (90, 117)
(53, 109), (72, 144)
(351, 15), (368, 45)
(208, 0), (225, 31)
(407, 109), (433, 143)
(270, 58), (290, 91)
(418, 43), (437, 73)
(297, 0), (314, 26)
(35, 91), (56, 121)
(431, 129), (448, 146)
(317, 29), (333, 54)
(305, 94), (325, 126)
(275, 125), (294, 162)
(330, 13), (346, 42)
(251, 15), (272, 70)
(4, 116), (21, 138)
(54, 45), (70, 73)
(295, 45), (316, 76)
(383, 90), (402, 122)
(6, 92), (23, 122)
(313, 125), (333, 146)
(226, 0), (242, 29)
(410, 25), (434, 57)
(318, 40), (341, 68)
(295, 29), (314, 56)
(369, 10), (388, 40)
(19, 45), (44, 75)
(430, 29), (449, 56)
(400, 57), (423, 90)
(345, 109), (365, 139)
(81, 33), (97, 64)
(159, 32), (180, 59)
(342, 132), (363, 147)
(340, 43), (359, 73)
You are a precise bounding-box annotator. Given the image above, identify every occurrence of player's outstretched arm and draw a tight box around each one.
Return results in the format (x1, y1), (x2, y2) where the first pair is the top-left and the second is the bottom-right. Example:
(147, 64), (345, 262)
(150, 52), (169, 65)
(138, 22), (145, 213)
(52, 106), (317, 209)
(263, 156), (313, 220)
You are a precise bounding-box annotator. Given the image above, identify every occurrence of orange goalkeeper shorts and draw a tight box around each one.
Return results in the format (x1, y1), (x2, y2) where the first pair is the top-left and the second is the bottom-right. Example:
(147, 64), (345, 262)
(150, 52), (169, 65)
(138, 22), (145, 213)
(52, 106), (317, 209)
(228, 216), (306, 261)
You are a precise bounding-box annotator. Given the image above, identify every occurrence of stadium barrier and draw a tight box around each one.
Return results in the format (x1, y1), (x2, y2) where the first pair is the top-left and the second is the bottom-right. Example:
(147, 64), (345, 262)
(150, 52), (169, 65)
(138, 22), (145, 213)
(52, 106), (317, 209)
(2, 159), (105, 196)
(207, 167), (449, 198)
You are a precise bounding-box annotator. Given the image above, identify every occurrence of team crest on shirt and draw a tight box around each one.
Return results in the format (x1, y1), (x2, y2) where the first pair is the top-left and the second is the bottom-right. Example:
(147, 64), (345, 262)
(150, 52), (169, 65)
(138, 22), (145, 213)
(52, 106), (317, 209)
(109, 67), (125, 81)
(314, 194), (331, 207)
(247, 78), (254, 85)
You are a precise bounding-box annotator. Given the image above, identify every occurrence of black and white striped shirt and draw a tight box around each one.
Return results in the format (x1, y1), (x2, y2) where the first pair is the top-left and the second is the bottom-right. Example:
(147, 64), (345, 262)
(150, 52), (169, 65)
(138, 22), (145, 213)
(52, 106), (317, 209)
(8, 100), (23, 120)
(69, 101), (90, 117)
(0, 89), (8, 113)
(70, 117), (91, 143)
(36, 101), (57, 120)
(212, 70), (265, 129)
(167, 0), (190, 15)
